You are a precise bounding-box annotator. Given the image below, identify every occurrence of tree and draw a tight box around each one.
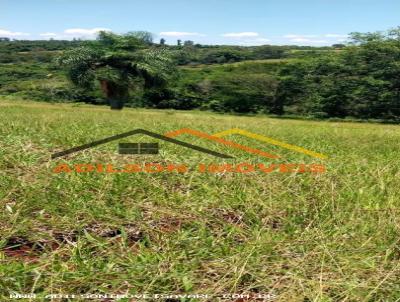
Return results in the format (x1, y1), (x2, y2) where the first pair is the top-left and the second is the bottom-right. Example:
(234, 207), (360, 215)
(209, 73), (278, 113)
(160, 38), (166, 45)
(57, 31), (176, 109)
(348, 31), (385, 45)
(332, 43), (346, 49)
(277, 28), (400, 120)
(184, 40), (194, 47)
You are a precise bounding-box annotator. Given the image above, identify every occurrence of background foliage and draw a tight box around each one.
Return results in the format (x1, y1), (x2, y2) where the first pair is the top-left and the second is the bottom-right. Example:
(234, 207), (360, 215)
(1, 28), (400, 121)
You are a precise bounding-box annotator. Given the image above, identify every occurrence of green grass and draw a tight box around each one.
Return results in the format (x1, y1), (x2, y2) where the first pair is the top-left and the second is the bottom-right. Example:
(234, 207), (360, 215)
(1, 99), (400, 301)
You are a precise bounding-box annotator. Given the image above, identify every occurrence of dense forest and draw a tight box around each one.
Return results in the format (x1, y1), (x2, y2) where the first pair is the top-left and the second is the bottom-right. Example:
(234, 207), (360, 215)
(0, 27), (399, 121)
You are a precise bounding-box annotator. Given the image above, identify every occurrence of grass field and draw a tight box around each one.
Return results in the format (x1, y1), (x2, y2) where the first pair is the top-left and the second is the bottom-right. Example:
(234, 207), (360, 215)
(1, 99), (400, 301)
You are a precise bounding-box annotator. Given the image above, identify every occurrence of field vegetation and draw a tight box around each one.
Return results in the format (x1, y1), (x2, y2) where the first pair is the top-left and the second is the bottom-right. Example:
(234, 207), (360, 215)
(1, 100), (400, 300)
(3, 28), (399, 121)
(1, 25), (400, 301)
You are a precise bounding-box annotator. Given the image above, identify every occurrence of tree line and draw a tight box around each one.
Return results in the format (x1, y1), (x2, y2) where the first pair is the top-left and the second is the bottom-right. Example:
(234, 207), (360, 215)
(1, 28), (400, 121)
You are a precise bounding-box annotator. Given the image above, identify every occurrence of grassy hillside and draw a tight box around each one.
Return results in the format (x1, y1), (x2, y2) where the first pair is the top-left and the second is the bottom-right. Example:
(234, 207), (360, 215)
(1, 99), (400, 301)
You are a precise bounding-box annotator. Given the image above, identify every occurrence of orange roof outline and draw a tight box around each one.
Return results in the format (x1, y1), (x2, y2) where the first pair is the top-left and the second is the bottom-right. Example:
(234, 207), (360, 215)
(164, 128), (279, 159)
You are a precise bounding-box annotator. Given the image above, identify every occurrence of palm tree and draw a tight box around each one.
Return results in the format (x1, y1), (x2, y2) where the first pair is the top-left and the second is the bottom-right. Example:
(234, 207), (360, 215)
(57, 31), (175, 109)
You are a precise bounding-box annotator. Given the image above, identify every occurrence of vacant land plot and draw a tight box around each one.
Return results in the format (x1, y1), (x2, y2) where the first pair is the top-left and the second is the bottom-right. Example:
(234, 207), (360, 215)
(1, 99), (400, 301)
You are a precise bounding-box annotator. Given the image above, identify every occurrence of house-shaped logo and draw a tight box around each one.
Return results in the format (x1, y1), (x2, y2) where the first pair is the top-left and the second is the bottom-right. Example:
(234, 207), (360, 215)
(51, 128), (327, 160)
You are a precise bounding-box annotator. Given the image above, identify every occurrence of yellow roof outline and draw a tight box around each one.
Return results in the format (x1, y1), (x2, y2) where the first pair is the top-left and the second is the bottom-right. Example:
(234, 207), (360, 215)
(212, 128), (328, 160)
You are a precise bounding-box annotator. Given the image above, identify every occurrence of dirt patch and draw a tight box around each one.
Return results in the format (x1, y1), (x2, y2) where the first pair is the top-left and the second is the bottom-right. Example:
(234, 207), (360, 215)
(84, 223), (144, 245)
(1, 236), (56, 262)
(2, 224), (145, 261)
(153, 217), (184, 233)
